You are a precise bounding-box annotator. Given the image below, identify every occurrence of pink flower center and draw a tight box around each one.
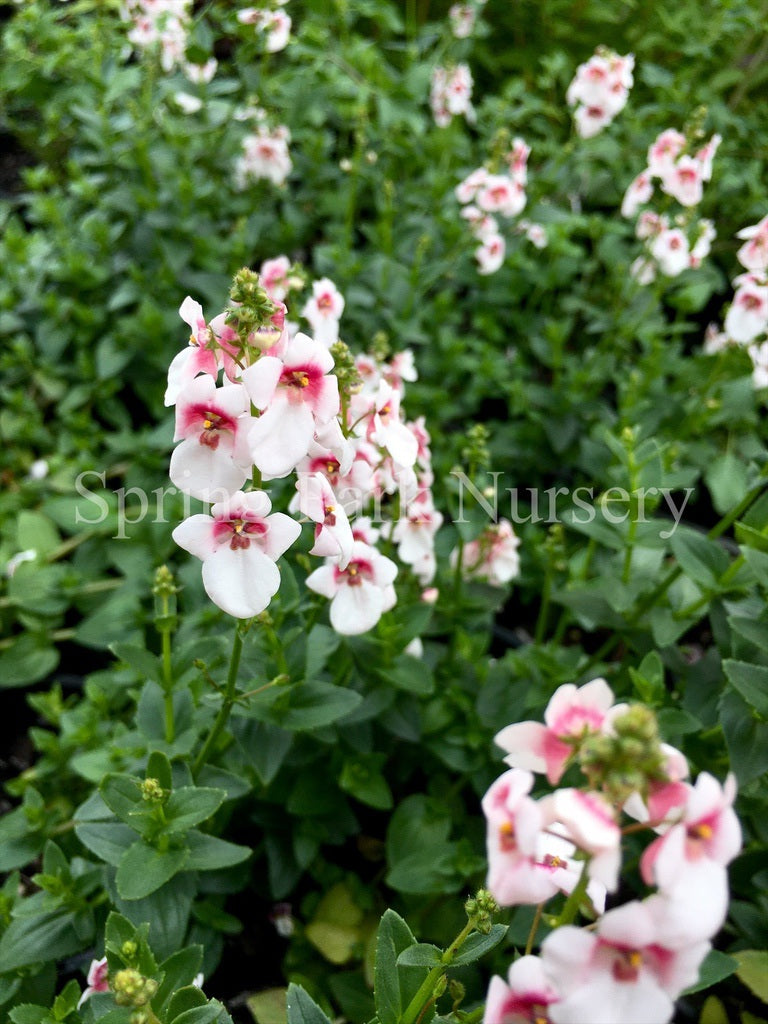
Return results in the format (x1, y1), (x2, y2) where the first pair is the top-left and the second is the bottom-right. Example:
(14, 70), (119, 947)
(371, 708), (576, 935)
(742, 293), (764, 311)
(611, 948), (643, 983)
(338, 558), (373, 587)
(214, 517), (268, 551)
(498, 820), (517, 852)
(317, 292), (334, 311)
(186, 406), (237, 449)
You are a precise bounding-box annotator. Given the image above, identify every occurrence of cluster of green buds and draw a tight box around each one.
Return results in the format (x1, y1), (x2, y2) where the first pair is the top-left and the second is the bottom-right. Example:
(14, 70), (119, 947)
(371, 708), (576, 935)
(464, 888), (499, 935)
(140, 777), (167, 805)
(329, 339), (363, 402)
(460, 423), (491, 476)
(225, 267), (282, 352)
(579, 704), (667, 806)
(112, 967), (158, 1008)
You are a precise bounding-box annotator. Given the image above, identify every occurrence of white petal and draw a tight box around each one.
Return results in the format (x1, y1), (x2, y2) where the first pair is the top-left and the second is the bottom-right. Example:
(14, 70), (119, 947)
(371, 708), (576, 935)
(170, 439), (248, 502)
(329, 580), (384, 634)
(202, 545), (281, 618)
(172, 514), (216, 561)
(242, 357), (283, 409)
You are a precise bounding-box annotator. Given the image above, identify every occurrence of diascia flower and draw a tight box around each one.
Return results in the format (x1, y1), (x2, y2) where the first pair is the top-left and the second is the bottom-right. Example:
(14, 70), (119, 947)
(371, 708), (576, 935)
(494, 677), (619, 784)
(169, 376), (252, 500)
(541, 901), (709, 1024)
(736, 214), (768, 274)
(78, 957), (109, 1008)
(302, 278), (345, 347)
(295, 472), (354, 568)
(165, 296), (220, 406)
(453, 519), (521, 585)
(306, 540), (397, 635)
(172, 490), (300, 618)
(243, 331), (340, 478)
(724, 277), (768, 343)
(485, 955), (560, 1024)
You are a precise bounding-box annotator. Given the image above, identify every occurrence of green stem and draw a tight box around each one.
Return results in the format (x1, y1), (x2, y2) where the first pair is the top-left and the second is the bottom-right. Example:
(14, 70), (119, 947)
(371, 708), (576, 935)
(525, 903), (544, 955)
(192, 625), (245, 779)
(555, 861), (590, 927)
(400, 919), (475, 1024)
(534, 570), (552, 644)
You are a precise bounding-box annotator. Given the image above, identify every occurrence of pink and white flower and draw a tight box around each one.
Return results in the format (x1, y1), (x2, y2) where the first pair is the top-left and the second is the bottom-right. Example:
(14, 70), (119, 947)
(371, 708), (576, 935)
(172, 490), (300, 619)
(542, 902), (709, 1024)
(302, 278), (345, 347)
(296, 472), (354, 567)
(724, 279), (768, 343)
(169, 377), (251, 500)
(736, 214), (768, 274)
(485, 956), (560, 1024)
(545, 788), (621, 891)
(495, 678), (618, 785)
(165, 296), (220, 406)
(236, 127), (292, 187)
(306, 540), (397, 635)
(621, 171), (653, 219)
(660, 155), (703, 207)
(647, 129), (686, 177)
(243, 332), (340, 478)
(476, 233), (506, 275)
(453, 519), (520, 586)
(78, 957), (109, 1009)
(449, 2), (476, 38)
(650, 228), (690, 277)
(482, 769), (563, 906)
(260, 255), (292, 302)
(567, 49), (633, 137)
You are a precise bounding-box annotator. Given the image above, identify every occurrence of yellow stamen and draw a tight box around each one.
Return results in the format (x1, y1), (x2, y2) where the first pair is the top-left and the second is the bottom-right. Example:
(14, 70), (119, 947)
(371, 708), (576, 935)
(696, 823), (713, 840)
(628, 951), (642, 969)
(203, 418), (213, 429)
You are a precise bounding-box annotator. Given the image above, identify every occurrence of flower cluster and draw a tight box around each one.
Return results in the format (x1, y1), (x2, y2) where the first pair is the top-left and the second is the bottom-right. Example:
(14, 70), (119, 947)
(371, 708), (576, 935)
(166, 265), (440, 633)
(430, 64), (474, 127)
(454, 139), (543, 274)
(235, 124), (292, 188)
(622, 126), (720, 282)
(483, 679), (741, 1024)
(122, 0), (213, 78)
(452, 518), (521, 586)
(566, 47), (634, 138)
(237, 2), (292, 53)
(703, 214), (768, 387)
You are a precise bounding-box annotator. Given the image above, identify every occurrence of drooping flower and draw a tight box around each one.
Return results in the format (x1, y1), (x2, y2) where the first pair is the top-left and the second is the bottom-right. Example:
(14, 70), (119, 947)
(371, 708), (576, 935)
(295, 472), (354, 567)
(78, 957), (110, 1009)
(172, 490), (300, 618)
(453, 519), (521, 586)
(736, 214), (768, 274)
(165, 296), (220, 406)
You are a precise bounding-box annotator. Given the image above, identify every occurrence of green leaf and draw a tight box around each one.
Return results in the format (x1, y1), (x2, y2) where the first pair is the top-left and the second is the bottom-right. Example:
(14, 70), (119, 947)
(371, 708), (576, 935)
(285, 984), (332, 1024)
(116, 840), (189, 900)
(705, 454), (749, 516)
(735, 950), (768, 1003)
(163, 788), (225, 834)
(719, 689), (768, 785)
(681, 949), (738, 995)
(396, 943), (443, 967)
(16, 511), (61, 557)
(100, 773), (143, 823)
(75, 822), (136, 867)
(185, 831), (251, 871)
(304, 625), (340, 681)
(0, 910), (89, 972)
(278, 682), (363, 730)
(723, 660), (768, 717)
(8, 1003), (47, 1019)
(146, 750), (174, 791)
(247, 988), (288, 1024)
(727, 616), (768, 655)
(670, 529), (730, 588)
(0, 636), (59, 689)
(9, 1007), (46, 1024)
(166, 987), (211, 1022)
(234, 719), (293, 787)
(374, 910), (422, 1024)
(154, 946), (205, 1013)
(378, 655), (434, 696)
(451, 925), (507, 966)
(110, 642), (162, 682)
(112, 873), (196, 963)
